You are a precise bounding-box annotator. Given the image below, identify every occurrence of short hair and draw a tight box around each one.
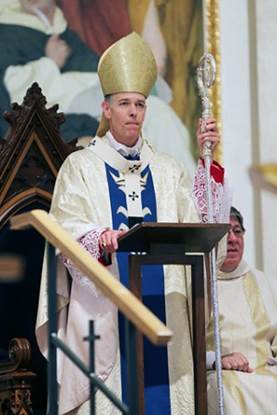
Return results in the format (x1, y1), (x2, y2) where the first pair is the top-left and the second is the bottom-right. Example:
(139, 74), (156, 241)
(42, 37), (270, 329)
(230, 206), (245, 232)
(104, 94), (112, 103)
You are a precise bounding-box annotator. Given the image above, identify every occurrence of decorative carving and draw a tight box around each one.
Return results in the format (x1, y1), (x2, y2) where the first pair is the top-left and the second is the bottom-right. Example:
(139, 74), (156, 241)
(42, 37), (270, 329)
(9, 389), (32, 415)
(0, 83), (73, 412)
(5, 142), (56, 202)
(0, 339), (35, 415)
(0, 82), (75, 226)
(0, 338), (31, 376)
(0, 378), (34, 415)
(3, 82), (64, 131)
(0, 83), (70, 173)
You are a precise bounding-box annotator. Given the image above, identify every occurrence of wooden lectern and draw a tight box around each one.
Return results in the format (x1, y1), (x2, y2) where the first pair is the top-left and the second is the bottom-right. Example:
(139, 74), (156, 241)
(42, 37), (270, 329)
(118, 222), (228, 415)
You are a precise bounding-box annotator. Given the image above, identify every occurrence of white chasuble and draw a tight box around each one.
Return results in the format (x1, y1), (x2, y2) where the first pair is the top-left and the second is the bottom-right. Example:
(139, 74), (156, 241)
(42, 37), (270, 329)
(36, 135), (220, 414)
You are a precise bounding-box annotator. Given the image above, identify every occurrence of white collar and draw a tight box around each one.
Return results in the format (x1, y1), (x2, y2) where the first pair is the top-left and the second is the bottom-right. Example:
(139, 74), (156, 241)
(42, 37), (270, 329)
(0, 1), (67, 35)
(106, 131), (142, 158)
(88, 135), (154, 175)
(218, 259), (251, 280)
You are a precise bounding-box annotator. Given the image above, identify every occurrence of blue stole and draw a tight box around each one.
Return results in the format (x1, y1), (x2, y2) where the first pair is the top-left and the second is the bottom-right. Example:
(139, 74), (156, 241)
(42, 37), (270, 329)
(105, 161), (171, 414)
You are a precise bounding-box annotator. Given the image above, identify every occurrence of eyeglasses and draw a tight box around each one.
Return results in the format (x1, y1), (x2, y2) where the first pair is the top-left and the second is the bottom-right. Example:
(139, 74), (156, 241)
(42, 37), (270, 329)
(228, 226), (244, 237)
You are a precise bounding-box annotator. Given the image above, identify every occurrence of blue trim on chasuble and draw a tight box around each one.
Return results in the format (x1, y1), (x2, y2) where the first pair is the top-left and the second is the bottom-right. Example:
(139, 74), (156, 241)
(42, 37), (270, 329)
(105, 163), (171, 414)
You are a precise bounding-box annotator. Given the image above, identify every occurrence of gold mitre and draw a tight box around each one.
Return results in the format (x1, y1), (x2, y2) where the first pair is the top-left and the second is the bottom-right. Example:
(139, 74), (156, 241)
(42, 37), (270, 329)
(96, 32), (158, 136)
(98, 32), (157, 97)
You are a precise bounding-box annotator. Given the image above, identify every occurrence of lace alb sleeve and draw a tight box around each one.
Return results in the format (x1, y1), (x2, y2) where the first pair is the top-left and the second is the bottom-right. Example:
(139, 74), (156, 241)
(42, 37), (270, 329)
(61, 228), (103, 296)
(192, 160), (232, 223)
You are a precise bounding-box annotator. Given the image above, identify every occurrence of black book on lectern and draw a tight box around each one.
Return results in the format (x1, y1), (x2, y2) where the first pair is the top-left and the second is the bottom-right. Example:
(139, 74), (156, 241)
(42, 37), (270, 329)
(118, 222), (229, 254)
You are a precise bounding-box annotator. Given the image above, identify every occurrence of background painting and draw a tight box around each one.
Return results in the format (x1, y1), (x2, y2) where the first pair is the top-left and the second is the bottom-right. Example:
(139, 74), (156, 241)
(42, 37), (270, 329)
(0, 0), (204, 162)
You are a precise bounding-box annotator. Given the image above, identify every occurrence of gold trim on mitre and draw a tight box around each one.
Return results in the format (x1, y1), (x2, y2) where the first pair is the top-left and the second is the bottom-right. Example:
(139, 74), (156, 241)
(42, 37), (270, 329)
(96, 32), (157, 137)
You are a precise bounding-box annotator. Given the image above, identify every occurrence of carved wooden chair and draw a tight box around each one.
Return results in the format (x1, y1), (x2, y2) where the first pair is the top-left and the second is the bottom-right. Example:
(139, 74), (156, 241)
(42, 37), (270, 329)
(0, 83), (74, 414)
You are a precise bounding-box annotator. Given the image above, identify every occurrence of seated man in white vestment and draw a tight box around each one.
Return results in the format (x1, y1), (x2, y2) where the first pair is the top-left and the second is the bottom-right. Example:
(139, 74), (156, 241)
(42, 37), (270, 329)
(207, 206), (277, 415)
(36, 32), (230, 415)
(0, 0), (196, 175)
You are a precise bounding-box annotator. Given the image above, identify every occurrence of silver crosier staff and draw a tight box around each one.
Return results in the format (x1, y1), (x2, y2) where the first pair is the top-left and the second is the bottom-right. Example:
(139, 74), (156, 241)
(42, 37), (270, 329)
(196, 53), (225, 415)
